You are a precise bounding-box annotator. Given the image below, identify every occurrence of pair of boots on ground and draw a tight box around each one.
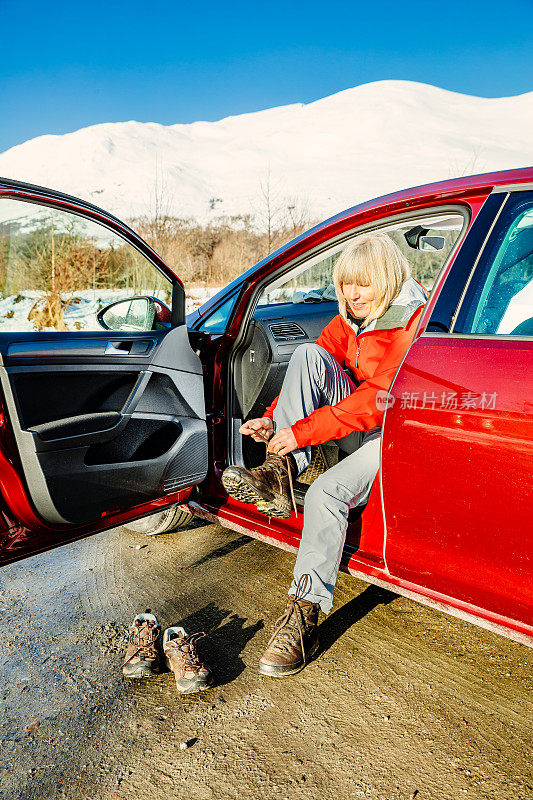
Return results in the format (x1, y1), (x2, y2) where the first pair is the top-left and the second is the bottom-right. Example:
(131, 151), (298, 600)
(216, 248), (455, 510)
(122, 573), (320, 687)
(122, 615), (213, 694)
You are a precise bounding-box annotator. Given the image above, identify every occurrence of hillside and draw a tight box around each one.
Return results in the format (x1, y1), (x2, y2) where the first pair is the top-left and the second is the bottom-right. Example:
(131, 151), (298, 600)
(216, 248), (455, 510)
(0, 80), (531, 222)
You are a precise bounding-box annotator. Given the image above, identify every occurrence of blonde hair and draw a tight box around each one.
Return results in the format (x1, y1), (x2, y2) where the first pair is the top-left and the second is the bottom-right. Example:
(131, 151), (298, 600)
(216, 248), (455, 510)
(333, 232), (411, 326)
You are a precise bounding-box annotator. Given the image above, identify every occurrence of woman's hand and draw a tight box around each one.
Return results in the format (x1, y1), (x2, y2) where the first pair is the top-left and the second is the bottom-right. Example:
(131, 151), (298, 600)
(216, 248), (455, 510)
(268, 427), (298, 456)
(239, 417), (274, 442)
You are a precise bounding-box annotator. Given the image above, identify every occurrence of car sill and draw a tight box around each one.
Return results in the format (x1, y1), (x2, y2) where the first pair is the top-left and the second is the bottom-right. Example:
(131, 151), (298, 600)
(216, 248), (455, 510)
(183, 501), (533, 649)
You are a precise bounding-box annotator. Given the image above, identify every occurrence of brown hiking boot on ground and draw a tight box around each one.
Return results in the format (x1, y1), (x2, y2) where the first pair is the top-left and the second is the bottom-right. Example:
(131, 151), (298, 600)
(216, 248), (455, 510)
(258, 575), (320, 677)
(222, 451), (297, 518)
(123, 613), (161, 678)
(163, 627), (213, 694)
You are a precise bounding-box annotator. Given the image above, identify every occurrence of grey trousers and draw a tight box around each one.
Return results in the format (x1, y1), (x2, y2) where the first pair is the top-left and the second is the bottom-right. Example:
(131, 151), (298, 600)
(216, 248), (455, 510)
(272, 343), (381, 614)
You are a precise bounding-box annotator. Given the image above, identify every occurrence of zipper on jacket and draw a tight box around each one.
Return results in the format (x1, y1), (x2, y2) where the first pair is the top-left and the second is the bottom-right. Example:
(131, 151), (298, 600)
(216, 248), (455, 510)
(355, 330), (362, 369)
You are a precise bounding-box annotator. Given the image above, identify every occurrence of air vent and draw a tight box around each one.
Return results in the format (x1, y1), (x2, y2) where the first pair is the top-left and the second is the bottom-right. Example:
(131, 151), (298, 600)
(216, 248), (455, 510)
(269, 322), (307, 340)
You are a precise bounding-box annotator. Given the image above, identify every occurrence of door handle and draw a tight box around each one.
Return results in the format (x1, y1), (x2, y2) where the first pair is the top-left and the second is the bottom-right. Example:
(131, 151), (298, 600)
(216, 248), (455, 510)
(105, 341), (132, 355)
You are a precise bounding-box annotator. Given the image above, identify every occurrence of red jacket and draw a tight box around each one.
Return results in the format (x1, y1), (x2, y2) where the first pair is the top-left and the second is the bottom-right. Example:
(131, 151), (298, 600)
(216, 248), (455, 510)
(264, 296), (425, 448)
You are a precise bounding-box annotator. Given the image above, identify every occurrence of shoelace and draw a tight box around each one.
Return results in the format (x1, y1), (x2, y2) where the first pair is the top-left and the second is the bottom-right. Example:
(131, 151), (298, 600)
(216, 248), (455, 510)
(124, 622), (160, 664)
(266, 574), (312, 661)
(168, 632), (207, 671)
(252, 431), (298, 517)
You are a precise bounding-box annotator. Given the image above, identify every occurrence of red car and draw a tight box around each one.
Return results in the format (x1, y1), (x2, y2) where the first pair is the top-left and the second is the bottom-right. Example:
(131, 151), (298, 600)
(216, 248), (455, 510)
(0, 168), (531, 647)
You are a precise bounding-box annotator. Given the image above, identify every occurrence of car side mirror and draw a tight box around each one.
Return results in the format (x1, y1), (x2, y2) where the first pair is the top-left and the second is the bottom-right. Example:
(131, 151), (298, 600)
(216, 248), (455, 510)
(97, 296), (172, 332)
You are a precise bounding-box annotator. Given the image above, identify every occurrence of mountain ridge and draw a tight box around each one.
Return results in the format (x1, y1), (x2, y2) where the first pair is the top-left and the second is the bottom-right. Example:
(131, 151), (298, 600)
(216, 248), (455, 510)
(1, 80), (531, 223)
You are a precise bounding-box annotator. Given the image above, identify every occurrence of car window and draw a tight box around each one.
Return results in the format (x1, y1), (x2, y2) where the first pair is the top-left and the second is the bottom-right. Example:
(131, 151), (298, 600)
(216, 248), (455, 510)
(455, 195), (533, 337)
(0, 198), (171, 332)
(197, 293), (238, 334)
(257, 210), (465, 308)
(258, 251), (339, 306)
(385, 213), (463, 289)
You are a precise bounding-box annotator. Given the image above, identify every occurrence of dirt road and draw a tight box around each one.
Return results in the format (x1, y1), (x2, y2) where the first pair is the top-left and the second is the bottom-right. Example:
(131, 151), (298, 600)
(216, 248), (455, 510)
(0, 521), (531, 800)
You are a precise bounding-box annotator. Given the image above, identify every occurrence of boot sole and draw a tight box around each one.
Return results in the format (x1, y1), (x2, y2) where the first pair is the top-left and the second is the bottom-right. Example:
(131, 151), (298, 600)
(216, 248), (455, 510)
(257, 639), (320, 677)
(222, 469), (291, 518)
(175, 677), (214, 694)
(122, 661), (159, 678)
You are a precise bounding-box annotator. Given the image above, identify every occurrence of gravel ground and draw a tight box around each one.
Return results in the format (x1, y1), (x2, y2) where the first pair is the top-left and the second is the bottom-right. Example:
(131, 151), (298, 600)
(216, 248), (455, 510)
(0, 521), (531, 800)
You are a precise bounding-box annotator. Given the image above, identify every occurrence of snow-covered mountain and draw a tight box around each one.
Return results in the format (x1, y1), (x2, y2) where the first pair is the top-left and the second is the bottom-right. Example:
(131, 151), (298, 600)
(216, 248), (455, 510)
(0, 81), (531, 223)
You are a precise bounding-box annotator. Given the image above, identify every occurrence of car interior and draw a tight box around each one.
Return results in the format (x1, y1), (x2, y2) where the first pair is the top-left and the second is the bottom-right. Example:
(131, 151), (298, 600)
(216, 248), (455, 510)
(228, 210), (466, 508)
(0, 192), (467, 531)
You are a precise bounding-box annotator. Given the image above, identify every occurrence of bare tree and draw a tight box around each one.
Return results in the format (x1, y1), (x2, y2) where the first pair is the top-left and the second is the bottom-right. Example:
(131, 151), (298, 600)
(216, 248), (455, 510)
(256, 168), (286, 253)
(129, 186), (315, 289)
(284, 195), (312, 237)
(448, 145), (484, 179)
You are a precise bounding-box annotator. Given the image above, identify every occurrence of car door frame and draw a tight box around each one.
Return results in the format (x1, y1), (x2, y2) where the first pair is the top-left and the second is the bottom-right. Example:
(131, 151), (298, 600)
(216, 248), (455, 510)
(188, 186), (493, 574)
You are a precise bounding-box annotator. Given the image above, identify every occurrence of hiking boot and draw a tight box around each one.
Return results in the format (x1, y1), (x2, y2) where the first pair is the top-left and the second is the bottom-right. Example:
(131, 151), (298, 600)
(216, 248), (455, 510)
(222, 452), (297, 518)
(163, 627), (213, 694)
(258, 575), (320, 677)
(123, 613), (161, 678)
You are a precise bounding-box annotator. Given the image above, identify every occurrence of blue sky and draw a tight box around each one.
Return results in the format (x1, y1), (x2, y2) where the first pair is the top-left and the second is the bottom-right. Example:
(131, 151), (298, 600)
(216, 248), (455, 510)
(1, 0), (531, 153)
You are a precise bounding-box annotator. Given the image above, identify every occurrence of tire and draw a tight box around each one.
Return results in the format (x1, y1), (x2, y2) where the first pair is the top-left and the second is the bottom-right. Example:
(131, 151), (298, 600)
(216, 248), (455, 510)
(123, 505), (195, 536)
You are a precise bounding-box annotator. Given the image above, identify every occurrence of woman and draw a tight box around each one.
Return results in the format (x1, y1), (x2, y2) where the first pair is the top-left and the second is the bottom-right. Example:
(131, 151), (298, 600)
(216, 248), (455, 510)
(222, 232), (428, 677)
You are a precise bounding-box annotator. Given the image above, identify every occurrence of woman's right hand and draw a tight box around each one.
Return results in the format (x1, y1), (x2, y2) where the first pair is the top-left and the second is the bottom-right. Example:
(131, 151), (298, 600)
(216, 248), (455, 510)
(239, 417), (274, 442)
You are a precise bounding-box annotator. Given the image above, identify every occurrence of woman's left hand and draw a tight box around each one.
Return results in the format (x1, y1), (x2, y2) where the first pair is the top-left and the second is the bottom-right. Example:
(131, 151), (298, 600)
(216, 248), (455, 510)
(268, 427), (298, 456)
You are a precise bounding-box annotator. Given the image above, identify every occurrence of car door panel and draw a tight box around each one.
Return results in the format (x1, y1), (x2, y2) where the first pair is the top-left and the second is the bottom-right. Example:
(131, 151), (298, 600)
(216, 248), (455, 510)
(0, 327), (208, 526)
(382, 335), (533, 629)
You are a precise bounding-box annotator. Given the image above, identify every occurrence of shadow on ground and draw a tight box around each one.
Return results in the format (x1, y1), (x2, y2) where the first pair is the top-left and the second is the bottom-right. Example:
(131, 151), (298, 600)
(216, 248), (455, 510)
(318, 585), (397, 653)
(174, 601), (264, 685)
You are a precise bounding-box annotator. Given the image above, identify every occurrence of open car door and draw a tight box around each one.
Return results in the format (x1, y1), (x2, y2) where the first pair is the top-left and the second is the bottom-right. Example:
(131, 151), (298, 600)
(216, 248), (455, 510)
(0, 181), (208, 565)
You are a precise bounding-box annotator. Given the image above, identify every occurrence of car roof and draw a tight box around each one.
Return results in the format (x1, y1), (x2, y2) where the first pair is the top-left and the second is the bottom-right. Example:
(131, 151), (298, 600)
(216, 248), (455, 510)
(324, 166), (533, 224)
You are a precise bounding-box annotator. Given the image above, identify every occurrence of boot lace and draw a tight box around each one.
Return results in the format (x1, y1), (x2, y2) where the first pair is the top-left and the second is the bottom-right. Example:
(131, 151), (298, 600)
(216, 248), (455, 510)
(252, 433), (298, 517)
(124, 622), (160, 664)
(266, 574), (313, 661)
(169, 632), (207, 672)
